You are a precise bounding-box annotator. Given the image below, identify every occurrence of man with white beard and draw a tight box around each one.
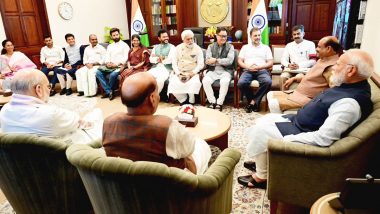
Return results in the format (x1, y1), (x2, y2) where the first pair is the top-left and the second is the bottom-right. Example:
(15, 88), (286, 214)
(238, 49), (374, 189)
(167, 30), (204, 105)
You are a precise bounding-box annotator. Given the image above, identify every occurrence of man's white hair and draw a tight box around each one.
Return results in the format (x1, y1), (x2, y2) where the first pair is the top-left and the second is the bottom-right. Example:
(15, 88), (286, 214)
(10, 69), (45, 94)
(181, 30), (194, 41)
(345, 49), (374, 79)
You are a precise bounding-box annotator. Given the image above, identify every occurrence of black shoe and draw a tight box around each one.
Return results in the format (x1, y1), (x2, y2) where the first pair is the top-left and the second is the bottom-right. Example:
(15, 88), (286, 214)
(77, 91), (84, 96)
(59, 88), (67, 95)
(208, 103), (216, 109)
(50, 90), (56, 97)
(243, 161), (256, 172)
(215, 104), (223, 111)
(66, 88), (73, 96)
(245, 103), (260, 113)
(101, 94), (109, 99)
(237, 175), (267, 189)
(109, 91), (115, 100)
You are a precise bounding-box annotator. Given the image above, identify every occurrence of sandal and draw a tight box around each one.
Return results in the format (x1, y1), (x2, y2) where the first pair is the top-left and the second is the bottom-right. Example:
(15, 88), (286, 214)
(237, 174), (267, 189)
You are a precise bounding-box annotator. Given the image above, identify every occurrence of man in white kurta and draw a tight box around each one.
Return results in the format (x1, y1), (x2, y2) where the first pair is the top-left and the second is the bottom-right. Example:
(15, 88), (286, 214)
(167, 30), (204, 104)
(281, 25), (316, 78)
(148, 29), (175, 93)
(95, 28), (130, 100)
(0, 69), (103, 144)
(76, 34), (106, 97)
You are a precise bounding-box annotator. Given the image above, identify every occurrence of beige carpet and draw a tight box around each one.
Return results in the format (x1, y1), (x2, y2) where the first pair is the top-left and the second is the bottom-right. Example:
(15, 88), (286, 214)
(0, 93), (270, 214)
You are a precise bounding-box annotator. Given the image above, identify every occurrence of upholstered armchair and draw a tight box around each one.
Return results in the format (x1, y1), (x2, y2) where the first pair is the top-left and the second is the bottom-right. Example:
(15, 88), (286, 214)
(0, 134), (95, 214)
(66, 144), (241, 214)
(267, 79), (380, 210)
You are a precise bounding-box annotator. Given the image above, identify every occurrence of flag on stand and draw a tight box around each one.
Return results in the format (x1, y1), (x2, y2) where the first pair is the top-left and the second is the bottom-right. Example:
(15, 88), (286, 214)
(247, 0), (269, 45)
(131, 0), (150, 47)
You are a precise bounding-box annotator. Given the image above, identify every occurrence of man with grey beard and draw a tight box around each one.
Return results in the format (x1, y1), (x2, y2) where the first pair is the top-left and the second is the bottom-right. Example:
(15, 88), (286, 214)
(238, 49), (374, 189)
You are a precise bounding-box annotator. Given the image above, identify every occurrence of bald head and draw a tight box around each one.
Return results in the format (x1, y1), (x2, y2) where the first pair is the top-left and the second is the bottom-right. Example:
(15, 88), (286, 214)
(322, 36), (343, 55)
(121, 72), (157, 108)
(11, 69), (47, 94)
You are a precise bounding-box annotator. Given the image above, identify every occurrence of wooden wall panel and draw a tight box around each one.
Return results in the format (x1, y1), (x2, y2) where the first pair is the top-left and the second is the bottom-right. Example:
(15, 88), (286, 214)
(19, 0), (34, 13)
(3, 0), (18, 13)
(4, 16), (26, 47)
(22, 16), (41, 46)
(313, 3), (331, 32)
(294, 4), (312, 30)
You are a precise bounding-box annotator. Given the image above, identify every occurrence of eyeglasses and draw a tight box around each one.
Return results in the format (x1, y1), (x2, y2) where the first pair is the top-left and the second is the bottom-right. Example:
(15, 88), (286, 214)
(217, 35), (227, 38)
(335, 62), (355, 67)
(35, 84), (52, 90)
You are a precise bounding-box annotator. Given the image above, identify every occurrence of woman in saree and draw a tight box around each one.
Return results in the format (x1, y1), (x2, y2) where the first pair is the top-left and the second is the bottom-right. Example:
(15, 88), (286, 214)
(119, 34), (151, 88)
(0, 39), (36, 91)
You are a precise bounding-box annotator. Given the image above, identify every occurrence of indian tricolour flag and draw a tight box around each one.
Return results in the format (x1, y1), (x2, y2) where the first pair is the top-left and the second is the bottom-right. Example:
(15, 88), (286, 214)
(247, 0), (269, 45)
(131, 0), (150, 47)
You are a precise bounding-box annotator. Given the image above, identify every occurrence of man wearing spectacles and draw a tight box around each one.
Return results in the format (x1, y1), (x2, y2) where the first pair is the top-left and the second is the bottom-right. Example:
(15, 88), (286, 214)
(203, 27), (235, 111)
(0, 69), (103, 144)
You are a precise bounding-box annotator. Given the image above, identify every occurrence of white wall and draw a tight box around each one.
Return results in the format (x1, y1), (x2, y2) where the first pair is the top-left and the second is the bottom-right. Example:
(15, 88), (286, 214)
(361, 0), (380, 75)
(198, 0), (232, 27)
(0, 14), (6, 41)
(0, 0), (129, 47)
(45, 0), (129, 47)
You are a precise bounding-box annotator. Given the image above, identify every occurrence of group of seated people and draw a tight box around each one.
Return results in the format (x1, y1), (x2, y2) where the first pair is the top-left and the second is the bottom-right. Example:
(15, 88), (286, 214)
(0, 25), (376, 188)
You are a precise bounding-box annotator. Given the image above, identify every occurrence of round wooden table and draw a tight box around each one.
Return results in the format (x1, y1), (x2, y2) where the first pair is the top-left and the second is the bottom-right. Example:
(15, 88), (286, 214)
(156, 106), (231, 150)
(310, 193), (340, 214)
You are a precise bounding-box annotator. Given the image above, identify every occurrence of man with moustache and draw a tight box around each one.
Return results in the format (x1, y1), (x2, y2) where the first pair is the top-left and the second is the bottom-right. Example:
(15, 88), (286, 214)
(167, 30), (204, 105)
(0, 69), (103, 144)
(148, 29), (175, 94)
(237, 27), (273, 113)
(76, 34), (106, 97)
(281, 25), (316, 73)
(238, 49), (374, 189)
(267, 36), (343, 113)
(202, 27), (235, 111)
(96, 27), (130, 100)
(40, 35), (65, 96)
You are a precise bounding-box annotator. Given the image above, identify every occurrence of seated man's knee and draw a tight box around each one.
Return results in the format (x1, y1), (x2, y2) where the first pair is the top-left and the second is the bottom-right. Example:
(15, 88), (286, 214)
(202, 76), (212, 85)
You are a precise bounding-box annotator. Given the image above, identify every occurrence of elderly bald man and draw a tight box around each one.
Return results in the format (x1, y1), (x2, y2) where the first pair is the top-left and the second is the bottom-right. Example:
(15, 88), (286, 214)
(0, 69), (103, 143)
(102, 72), (211, 175)
(238, 49), (374, 189)
(267, 36), (343, 113)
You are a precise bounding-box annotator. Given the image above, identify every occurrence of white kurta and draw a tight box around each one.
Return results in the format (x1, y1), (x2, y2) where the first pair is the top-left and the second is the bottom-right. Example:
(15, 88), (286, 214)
(165, 120), (211, 175)
(0, 94), (103, 144)
(76, 44), (106, 96)
(167, 43), (204, 94)
(281, 40), (316, 68)
(148, 43), (176, 93)
(40, 46), (65, 66)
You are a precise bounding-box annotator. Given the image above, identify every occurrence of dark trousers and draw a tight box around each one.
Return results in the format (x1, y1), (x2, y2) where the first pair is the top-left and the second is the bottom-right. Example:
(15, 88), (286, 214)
(237, 69), (272, 105)
(41, 65), (60, 86)
(56, 61), (82, 78)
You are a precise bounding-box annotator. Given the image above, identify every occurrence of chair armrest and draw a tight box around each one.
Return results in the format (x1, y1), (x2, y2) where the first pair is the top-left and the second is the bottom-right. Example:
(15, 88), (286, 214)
(267, 139), (333, 158)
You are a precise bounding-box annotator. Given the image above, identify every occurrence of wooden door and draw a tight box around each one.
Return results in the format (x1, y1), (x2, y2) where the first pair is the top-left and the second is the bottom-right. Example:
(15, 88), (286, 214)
(0, 0), (50, 63)
(288, 0), (336, 44)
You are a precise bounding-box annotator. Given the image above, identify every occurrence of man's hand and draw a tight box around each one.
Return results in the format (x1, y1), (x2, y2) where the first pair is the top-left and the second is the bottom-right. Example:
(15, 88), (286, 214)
(248, 64), (260, 72)
(289, 63), (299, 70)
(206, 58), (217, 65)
(283, 77), (295, 89)
(0, 74), (5, 79)
(106, 62), (117, 68)
(86, 63), (93, 69)
(78, 120), (94, 130)
(64, 63), (72, 70)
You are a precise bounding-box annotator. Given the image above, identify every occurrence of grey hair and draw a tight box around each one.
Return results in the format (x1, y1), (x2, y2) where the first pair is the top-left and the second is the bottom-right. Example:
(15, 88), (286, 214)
(345, 49), (374, 79)
(181, 30), (194, 41)
(11, 69), (45, 94)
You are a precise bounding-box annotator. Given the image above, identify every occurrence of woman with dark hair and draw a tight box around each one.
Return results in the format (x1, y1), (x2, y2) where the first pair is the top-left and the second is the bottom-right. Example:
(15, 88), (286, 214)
(0, 39), (36, 91)
(119, 34), (150, 88)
